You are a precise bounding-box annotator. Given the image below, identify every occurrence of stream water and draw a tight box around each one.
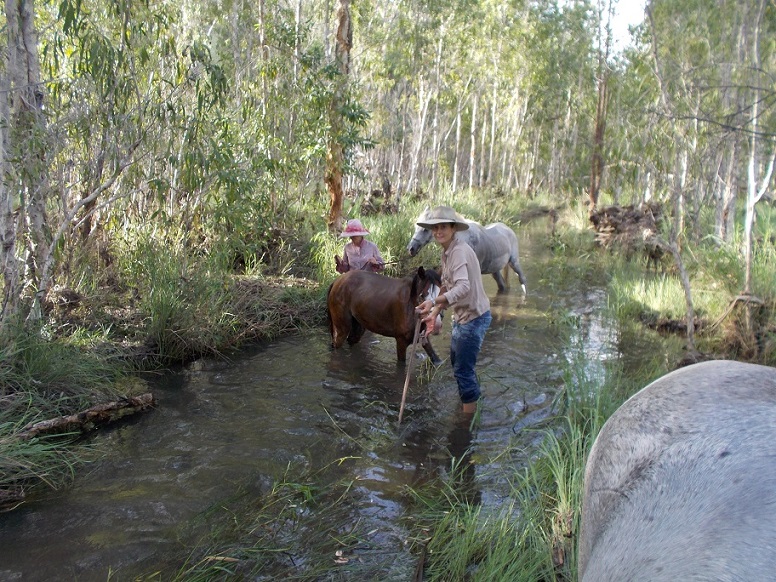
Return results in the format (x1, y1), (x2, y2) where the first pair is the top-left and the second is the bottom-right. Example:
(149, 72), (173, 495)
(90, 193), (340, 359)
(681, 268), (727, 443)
(0, 222), (679, 581)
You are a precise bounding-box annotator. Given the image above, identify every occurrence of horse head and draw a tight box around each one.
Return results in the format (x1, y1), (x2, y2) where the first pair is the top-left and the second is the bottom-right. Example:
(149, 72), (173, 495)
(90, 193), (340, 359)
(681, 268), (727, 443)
(410, 266), (442, 304)
(407, 206), (434, 257)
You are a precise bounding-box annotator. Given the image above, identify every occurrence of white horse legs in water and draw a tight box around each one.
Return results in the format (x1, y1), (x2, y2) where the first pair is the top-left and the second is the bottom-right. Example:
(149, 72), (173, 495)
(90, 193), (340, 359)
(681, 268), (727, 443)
(579, 360), (776, 581)
(407, 207), (527, 294)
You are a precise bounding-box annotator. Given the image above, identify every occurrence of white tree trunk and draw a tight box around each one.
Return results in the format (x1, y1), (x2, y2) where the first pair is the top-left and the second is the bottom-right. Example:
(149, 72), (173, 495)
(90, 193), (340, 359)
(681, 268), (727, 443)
(468, 94), (477, 190)
(0, 10), (20, 320)
(478, 97), (487, 187)
(407, 77), (430, 193)
(743, 0), (774, 296)
(487, 77), (497, 187)
(5, 0), (50, 323)
(452, 109), (461, 191)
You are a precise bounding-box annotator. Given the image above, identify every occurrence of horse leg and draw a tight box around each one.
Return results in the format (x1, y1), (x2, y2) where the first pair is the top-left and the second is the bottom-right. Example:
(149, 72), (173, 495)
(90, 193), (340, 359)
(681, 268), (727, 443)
(329, 309), (351, 348)
(509, 257), (528, 295)
(395, 337), (409, 362)
(347, 317), (365, 345)
(422, 338), (442, 366)
(491, 271), (508, 293)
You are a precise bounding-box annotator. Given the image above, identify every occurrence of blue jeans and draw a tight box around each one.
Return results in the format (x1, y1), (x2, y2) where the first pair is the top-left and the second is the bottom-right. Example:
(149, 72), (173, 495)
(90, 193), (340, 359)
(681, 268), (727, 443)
(450, 311), (492, 404)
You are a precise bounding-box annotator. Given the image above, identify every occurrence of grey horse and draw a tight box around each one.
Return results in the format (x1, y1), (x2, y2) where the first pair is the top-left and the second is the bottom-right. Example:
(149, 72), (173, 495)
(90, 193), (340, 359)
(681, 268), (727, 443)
(579, 359), (776, 581)
(407, 207), (527, 294)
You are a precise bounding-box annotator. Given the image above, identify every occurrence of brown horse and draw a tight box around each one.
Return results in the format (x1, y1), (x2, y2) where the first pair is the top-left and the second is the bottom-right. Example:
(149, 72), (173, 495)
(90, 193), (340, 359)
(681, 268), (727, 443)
(327, 267), (442, 365)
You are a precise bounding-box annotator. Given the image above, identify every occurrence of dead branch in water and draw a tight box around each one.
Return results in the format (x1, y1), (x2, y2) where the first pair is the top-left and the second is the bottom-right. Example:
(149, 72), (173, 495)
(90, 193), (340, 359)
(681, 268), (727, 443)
(19, 393), (155, 440)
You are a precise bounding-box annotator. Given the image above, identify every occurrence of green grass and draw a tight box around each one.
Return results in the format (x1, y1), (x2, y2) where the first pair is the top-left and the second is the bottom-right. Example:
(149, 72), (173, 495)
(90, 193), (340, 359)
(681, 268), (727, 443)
(0, 329), (128, 503)
(161, 459), (414, 581)
(404, 354), (662, 582)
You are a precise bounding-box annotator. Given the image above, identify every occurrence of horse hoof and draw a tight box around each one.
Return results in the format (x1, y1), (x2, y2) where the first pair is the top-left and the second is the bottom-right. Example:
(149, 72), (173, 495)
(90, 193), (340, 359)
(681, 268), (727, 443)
(431, 357), (442, 366)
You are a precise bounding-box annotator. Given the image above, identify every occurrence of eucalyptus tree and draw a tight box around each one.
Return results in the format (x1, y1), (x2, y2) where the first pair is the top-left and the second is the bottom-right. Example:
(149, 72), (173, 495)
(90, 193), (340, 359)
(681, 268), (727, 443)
(635, 0), (776, 350)
(351, 0), (480, 196)
(1, 0), (49, 323)
(324, 0), (351, 230)
(739, 0), (775, 298)
(588, 0), (615, 209)
(521, 1), (596, 199)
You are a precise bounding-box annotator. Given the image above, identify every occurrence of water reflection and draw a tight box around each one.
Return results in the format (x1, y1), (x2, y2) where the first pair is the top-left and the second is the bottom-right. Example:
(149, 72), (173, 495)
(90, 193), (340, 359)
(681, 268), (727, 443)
(447, 413), (481, 505)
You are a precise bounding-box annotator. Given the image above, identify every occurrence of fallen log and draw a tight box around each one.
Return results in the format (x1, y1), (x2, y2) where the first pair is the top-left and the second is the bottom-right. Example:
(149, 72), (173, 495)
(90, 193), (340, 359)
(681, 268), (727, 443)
(19, 393), (156, 440)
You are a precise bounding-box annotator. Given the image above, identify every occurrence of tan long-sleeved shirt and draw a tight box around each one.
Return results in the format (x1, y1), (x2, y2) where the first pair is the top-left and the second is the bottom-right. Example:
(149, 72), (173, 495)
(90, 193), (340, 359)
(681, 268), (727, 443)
(441, 236), (489, 324)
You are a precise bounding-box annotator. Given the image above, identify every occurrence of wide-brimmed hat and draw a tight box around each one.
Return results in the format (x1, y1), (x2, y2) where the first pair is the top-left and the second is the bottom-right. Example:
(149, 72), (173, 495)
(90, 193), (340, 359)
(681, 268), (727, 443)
(416, 206), (469, 231)
(339, 219), (371, 238)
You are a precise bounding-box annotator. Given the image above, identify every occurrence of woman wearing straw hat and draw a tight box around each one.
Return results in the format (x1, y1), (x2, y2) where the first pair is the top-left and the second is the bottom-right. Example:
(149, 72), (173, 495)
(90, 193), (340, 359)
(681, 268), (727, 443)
(335, 219), (386, 273)
(415, 206), (492, 415)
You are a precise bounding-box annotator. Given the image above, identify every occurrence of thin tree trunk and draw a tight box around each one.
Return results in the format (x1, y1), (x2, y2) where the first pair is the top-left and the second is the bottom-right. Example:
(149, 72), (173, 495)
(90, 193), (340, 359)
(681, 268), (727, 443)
(294, 0), (302, 81)
(408, 77), (430, 194)
(742, 0), (773, 297)
(325, 0), (351, 232)
(6, 0), (49, 323)
(468, 94), (477, 190)
(430, 34), (443, 193)
(258, 0), (268, 117)
(589, 69), (608, 209)
(0, 8), (20, 322)
(397, 112), (406, 197)
(588, 0), (612, 210)
(452, 109), (461, 192)
(487, 78), (497, 187)
(478, 98), (487, 187)
(645, 4), (701, 355)
(720, 144), (737, 242)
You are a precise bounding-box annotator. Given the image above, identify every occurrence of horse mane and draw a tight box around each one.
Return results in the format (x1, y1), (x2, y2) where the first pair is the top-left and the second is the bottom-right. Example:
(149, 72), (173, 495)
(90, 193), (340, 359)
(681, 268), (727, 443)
(409, 266), (441, 300)
(425, 268), (441, 287)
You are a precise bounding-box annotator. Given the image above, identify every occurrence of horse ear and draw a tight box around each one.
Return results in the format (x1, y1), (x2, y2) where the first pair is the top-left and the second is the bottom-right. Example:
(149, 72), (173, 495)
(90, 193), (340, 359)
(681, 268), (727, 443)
(418, 266), (425, 278)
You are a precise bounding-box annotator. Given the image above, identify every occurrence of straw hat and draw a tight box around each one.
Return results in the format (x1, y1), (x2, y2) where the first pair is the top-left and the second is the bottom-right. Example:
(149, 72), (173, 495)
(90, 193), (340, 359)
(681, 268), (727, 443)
(416, 206), (470, 231)
(339, 219), (371, 238)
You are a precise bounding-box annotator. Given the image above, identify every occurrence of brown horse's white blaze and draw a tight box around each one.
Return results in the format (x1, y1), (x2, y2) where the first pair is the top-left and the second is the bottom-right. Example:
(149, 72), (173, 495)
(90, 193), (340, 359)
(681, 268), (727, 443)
(579, 360), (776, 581)
(327, 267), (442, 364)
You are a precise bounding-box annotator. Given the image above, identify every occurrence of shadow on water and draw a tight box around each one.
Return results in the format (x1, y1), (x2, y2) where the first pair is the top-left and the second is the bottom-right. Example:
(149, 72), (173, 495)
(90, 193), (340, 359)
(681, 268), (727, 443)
(0, 221), (683, 580)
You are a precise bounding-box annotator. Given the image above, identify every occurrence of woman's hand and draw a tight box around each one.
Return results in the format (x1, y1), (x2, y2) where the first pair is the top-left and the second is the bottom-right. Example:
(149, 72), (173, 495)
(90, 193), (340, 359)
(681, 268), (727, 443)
(416, 301), (442, 334)
(416, 300), (433, 318)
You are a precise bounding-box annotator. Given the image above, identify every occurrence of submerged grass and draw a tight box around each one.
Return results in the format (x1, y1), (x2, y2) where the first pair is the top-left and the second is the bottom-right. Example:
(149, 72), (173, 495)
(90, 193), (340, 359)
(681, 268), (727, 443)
(404, 350), (663, 582)
(158, 459), (415, 582)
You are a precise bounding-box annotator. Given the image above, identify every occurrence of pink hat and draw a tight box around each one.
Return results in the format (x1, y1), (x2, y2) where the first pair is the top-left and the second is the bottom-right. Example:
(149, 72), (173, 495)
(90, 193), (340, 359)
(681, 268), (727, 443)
(339, 219), (371, 238)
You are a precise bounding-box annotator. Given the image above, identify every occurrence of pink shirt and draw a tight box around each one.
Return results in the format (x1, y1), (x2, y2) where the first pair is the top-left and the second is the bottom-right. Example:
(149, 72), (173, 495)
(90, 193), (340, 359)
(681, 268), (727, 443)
(341, 239), (385, 272)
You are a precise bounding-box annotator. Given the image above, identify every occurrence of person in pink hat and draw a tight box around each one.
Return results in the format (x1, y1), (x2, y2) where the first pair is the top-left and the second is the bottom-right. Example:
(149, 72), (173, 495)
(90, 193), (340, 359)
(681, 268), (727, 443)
(335, 219), (385, 273)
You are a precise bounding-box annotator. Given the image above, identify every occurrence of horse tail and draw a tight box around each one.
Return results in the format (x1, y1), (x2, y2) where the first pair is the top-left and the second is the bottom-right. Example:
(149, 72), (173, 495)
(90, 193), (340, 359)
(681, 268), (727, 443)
(507, 232), (528, 294)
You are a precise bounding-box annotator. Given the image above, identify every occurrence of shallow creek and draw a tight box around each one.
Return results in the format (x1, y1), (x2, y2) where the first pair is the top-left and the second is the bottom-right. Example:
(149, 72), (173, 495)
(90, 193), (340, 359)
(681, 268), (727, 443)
(0, 223), (678, 580)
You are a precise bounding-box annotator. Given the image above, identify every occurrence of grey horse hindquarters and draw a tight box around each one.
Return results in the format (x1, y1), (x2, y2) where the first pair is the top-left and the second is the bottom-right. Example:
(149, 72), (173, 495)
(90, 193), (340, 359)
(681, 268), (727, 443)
(579, 360), (776, 582)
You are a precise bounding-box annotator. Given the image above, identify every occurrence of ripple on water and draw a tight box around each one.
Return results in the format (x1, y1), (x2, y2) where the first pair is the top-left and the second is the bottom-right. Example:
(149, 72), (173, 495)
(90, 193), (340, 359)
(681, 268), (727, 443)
(0, 225), (683, 579)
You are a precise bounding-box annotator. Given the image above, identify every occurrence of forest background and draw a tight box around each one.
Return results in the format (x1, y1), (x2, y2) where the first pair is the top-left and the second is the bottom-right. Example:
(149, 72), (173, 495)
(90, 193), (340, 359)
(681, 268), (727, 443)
(1, 0), (775, 573)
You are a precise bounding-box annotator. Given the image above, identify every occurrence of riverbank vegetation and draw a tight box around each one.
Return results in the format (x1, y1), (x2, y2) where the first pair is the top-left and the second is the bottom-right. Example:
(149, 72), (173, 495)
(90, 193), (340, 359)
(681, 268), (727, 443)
(1, 0), (775, 578)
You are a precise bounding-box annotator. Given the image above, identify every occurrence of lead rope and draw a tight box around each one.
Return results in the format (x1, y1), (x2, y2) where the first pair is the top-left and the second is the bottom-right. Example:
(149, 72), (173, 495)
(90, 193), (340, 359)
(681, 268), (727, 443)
(398, 314), (423, 424)
(399, 285), (435, 424)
